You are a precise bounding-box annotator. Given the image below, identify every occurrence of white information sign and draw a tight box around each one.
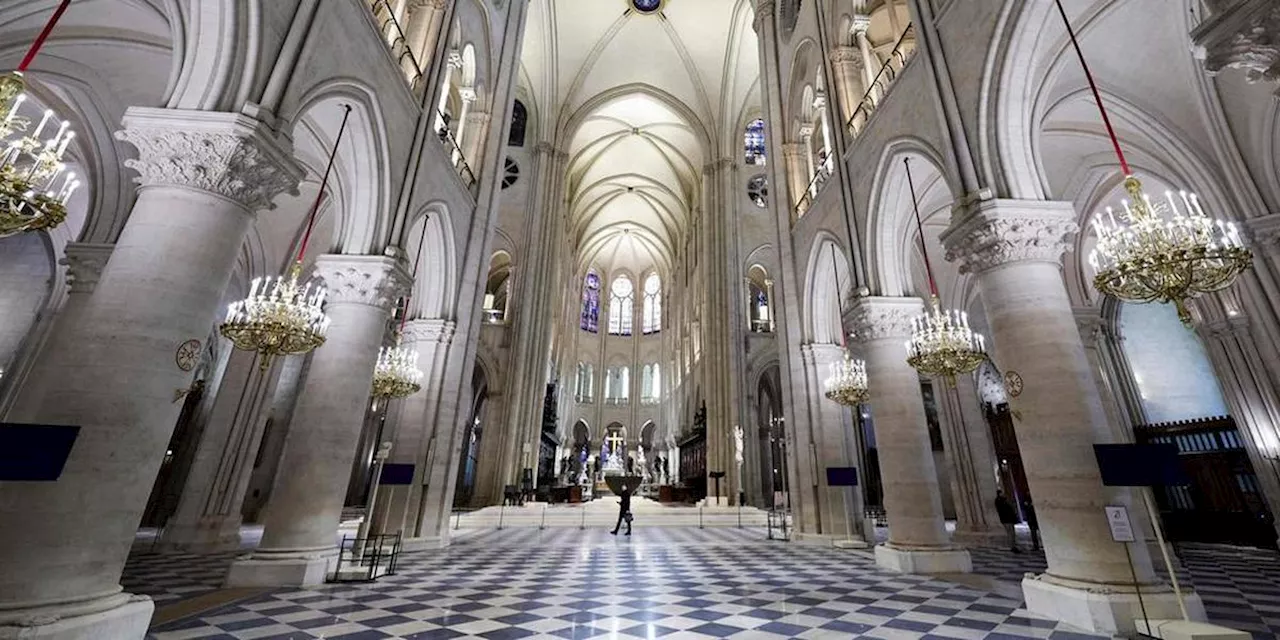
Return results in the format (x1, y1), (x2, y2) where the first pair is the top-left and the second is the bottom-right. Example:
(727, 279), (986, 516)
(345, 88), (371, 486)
(1105, 505), (1135, 543)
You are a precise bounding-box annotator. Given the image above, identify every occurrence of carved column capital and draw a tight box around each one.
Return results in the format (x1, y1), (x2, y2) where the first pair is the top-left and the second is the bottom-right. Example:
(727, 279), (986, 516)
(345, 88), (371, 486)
(753, 1), (776, 31)
(1192, 0), (1280, 95)
(402, 318), (457, 345)
(781, 142), (807, 159)
(829, 46), (864, 67)
(848, 296), (924, 342)
(941, 200), (1078, 275)
(851, 13), (872, 35)
(315, 255), (411, 310)
(800, 342), (845, 366)
(1072, 307), (1107, 346)
(60, 242), (114, 294)
(1246, 213), (1280, 251)
(115, 108), (303, 213)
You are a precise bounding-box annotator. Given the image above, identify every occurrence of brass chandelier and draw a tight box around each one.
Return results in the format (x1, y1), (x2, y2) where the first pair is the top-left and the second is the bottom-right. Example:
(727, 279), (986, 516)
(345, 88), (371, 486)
(821, 245), (870, 406)
(220, 105), (352, 368)
(901, 158), (987, 383)
(0, 0), (77, 239)
(1055, 0), (1251, 326)
(371, 214), (428, 400)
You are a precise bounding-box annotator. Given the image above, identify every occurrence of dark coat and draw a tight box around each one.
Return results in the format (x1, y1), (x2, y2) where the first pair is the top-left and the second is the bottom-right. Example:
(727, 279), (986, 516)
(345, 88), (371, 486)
(619, 487), (632, 512)
(995, 495), (1019, 524)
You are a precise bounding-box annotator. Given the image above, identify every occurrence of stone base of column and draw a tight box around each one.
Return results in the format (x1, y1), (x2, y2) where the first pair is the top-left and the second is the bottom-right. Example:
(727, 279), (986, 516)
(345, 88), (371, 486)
(875, 544), (972, 574)
(1022, 573), (1206, 635)
(224, 547), (337, 588)
(0, 592), (153, 640)
(158, 516), (243, 553)
(951, 528), (1009, 549)
(792, 533), (871, 549)
(400, 535), (450, 552)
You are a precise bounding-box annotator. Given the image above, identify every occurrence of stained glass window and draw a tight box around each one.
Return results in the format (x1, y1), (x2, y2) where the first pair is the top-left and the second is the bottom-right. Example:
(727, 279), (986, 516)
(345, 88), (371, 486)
(581, 271), (601, 332)
(508, 100), (527, 147)
(745, 118), (766, 165)
(608, 275), (634, 335)
(642, 273), (662, 333)
(632, 0), (661, 12)
(747, 174), (768, 208)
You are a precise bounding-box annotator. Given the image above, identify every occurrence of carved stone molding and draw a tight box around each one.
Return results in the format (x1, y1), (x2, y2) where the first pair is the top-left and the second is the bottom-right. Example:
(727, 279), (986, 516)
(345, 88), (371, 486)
(60, 243), (114, 294)
(753, 0), (776, 32)
(116, 108), (303, 213)
(315, 255), (411, 310)
(402, 318), (457, 345)
(1072, 308), (1107, 346)
(1246, 213), (1280, 250)
(941, 200), (1078, 275)
(781, 142), (806, 159)
(800, 342), (845, 366)
(851, 13), (872, 35)
(847, 296), (924, 342)
(1193, 0), (1280, 95)
(829, 46), (864, 67)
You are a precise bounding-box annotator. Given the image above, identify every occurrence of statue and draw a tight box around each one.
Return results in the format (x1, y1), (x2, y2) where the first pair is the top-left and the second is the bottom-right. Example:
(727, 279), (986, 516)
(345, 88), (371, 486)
(734, 425), (744, 466)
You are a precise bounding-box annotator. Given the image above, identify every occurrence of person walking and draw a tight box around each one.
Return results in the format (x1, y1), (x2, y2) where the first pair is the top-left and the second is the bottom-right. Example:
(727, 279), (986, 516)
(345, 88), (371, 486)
(611, 483), (633, 536)
(995, 490), (1021, 553)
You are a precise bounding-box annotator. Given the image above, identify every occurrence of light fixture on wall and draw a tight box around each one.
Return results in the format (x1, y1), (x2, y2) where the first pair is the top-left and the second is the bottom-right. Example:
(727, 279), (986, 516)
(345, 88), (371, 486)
(902, 158), (986, 384)
(823, 245), (870, 406)
(220, 105), (352, 368)
(1053, 0), (1251, 326)
(0, 0), (77, 239)
(371, 213), (427, 399)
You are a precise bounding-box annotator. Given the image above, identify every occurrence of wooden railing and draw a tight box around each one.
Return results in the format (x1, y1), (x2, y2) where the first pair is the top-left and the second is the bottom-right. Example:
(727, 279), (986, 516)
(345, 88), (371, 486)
(846, 25), (916, 138)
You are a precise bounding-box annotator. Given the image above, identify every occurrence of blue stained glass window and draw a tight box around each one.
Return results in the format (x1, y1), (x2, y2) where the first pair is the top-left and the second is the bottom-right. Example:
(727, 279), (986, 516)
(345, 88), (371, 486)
(633, 0), (661, 12)
(745, 119), (767, 165)
(581, 272), (601, 333)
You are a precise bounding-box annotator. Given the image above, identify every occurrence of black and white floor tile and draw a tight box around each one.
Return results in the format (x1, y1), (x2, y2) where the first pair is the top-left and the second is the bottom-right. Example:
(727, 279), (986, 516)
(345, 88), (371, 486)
(143, 527), (1107, 640)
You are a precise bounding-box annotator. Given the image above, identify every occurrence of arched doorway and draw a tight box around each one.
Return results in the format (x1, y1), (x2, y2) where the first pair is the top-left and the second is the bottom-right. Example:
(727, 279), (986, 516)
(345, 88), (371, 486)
(453, 363), (488, 508)
(756, 368), (783, 508)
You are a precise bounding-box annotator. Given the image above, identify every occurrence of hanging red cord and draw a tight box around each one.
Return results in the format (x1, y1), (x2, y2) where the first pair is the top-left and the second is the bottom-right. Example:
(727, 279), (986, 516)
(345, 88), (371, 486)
(18, 0), (72, 72)
(1054, 0), (1131, 176)
(398, 215), (430, 334)
(903, 158), (939, 298)
(295, 104), (352, 266)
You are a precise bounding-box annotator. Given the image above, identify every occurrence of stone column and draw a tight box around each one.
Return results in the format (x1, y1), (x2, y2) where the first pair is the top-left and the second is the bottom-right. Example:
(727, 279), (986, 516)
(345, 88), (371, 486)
(2, 243), (113, 421)
(406, 0), (449, 72)
(795, 343), (868, 544)
(942, 200), (1202, 634)
(828, 46), (864, 126)
(0, 108), (300, 639)
(462, 110), (491, 172)
(781, 143), (808, 212)
(370, 318), (457, 549)
(850, 296), (970, 574)
(937, 373), (1005, 546)
(452, 86), (476, 166)
(158, 349), (284, 552)
(226, 255), (408, 588)
(434, 50), (462, 133)
(1192, 291), (1280, 542)
(852, 15), (881, 100)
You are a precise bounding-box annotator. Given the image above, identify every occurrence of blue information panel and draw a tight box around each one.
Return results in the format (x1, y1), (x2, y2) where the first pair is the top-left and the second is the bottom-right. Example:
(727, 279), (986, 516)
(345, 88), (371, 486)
(1093, 443), (1188, 487)
(0, 424), (80, 481)
(826, 467), (858, 487)
(380, 463), (415, 486)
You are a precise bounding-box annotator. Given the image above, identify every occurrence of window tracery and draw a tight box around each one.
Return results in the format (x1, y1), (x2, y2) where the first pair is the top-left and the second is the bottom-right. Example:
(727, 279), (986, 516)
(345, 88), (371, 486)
(642, 273), (662, 334)
(608, 275), (634, 335)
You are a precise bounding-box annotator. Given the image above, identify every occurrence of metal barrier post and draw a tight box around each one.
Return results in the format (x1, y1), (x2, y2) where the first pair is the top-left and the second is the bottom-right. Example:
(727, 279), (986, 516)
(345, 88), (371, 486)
(497, 503), (506, 530)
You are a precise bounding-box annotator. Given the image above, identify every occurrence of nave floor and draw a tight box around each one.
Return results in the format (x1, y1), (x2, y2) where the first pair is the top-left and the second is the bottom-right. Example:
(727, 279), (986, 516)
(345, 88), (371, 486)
(134, 527), (1111, 640)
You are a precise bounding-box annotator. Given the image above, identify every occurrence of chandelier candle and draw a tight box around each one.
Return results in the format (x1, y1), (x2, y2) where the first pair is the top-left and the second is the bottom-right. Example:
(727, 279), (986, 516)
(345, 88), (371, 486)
(1054, 0), (1251, 325)
(901, 158), (986, 383)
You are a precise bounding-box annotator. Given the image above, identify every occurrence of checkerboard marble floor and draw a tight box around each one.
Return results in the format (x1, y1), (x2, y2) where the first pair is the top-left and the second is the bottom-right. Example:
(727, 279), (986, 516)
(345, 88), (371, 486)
(145, 527), (1108, 640)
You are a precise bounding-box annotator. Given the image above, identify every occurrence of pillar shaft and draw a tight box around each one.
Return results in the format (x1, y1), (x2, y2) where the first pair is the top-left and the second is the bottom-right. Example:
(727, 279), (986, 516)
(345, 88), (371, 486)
(0, 108), (300, 628)
(797, 343), (865, 540)
(160, 349), (283, 552)
(939, 374), (1004, 545)
(828, 47), (864, 126)
(942, 200), (1156, 586)
(850, 297), (951, 549)
(227, 255), (408, 587)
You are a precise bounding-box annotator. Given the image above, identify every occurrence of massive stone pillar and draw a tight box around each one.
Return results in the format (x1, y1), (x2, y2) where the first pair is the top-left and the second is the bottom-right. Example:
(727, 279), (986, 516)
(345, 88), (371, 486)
(370, 318), (457, 549)
(850, 296), (970, 574)
(2, 243), (113, 421)
(936, 373), (1004, 546)
(0, 108), (300, 639)
(942, 200), (1202, 633)
(794, 343), (867, 544)
(226, 255), (408, 588)
(159, 350), (284, 552)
